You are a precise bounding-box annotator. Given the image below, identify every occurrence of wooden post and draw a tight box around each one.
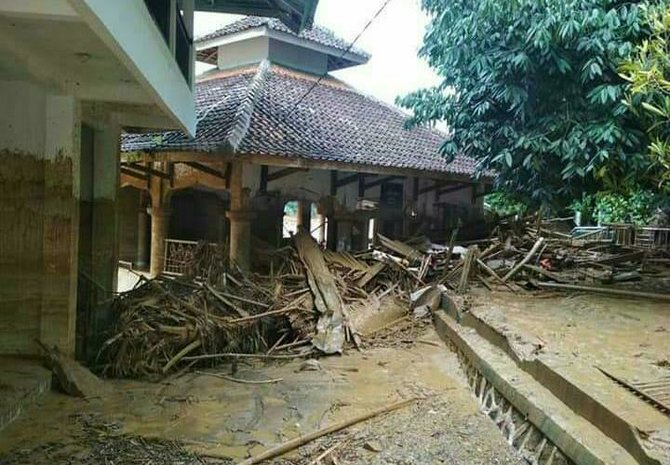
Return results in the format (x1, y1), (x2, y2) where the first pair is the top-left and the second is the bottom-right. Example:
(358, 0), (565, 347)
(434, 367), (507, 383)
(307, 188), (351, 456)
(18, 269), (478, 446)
(296, 200), (310, 232)
(136, 193), (149, 270)
(148, 205), (171, 277)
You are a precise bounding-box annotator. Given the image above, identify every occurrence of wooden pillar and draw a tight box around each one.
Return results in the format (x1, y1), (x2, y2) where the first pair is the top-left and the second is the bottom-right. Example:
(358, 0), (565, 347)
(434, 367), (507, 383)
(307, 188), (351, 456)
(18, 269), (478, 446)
(336, 213), (354, 251)
(327, 171), (338, 250)
(318, 212), (327, 246)
(136, 197), (149, 270)
(148, 205), (170, 277)
(296, 200), (311, 232)
(227, 162), (254, 270)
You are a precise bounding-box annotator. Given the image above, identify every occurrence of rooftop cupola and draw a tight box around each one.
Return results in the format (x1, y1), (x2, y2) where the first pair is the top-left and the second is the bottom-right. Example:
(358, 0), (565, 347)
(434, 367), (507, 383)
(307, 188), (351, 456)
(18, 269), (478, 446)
(195, 16), (369, 76)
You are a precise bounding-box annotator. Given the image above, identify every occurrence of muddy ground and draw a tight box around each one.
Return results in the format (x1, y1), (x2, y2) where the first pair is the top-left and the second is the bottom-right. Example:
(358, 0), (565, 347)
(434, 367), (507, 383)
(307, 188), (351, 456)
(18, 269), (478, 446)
(0, 327), (523, 465)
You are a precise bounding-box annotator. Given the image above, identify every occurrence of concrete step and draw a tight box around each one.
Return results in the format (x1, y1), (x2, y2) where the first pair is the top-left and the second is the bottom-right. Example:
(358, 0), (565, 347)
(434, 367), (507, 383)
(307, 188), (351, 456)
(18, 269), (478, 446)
(434, 311), (639, 465)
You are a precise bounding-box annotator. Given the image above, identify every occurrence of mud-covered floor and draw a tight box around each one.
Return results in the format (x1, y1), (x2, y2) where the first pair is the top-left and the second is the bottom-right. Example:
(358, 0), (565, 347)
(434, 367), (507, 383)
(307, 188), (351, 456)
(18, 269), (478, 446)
(0, 328), (523, 465)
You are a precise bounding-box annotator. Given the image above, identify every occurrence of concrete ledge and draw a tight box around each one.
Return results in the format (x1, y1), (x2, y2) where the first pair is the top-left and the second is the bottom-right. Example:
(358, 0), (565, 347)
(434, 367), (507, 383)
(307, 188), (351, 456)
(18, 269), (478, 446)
(441, 302), (663, 465)
(434, 311), (638, 465)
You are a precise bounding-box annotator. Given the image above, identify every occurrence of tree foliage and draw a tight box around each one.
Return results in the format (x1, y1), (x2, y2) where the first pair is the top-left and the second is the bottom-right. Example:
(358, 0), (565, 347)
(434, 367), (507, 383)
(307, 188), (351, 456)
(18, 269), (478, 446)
(571, 186), (666, 223)
(484, 192), (528, 216)
(399, 0), (668, 209)
(621, 4), (670, 189)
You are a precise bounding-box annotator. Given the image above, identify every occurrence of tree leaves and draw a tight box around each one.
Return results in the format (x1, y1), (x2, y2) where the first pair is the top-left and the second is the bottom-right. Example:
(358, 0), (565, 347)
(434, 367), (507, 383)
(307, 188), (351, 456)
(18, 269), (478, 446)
(398, 0), (664, 209)
(621, 4), (670, 189)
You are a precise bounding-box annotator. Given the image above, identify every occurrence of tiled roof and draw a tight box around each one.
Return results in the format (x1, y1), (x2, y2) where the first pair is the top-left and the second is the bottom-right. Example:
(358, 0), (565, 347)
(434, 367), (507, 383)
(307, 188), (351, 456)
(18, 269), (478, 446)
(121, 62), (479, 178)
(196, 16), (370, 61)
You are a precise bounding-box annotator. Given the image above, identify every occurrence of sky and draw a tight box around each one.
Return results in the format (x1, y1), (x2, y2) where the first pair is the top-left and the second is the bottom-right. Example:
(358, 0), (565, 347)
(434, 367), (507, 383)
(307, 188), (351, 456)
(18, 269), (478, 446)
(193, 0), (441, 106)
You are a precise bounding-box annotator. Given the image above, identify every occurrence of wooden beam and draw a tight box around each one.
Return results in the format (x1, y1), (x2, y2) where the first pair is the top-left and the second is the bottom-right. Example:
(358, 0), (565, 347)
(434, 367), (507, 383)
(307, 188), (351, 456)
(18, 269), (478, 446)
(123, 151), (484, 185)
(364, 175), (404, 190)
(330, 170), (337, 196)
(418, 180), (446, 195)
(474, 184), (493, 198)
(358, 173), (366, 197)
(181, 161), (227, 180)
(437, 183), (471, 197)
(267, 167), (308, 182)
(224, 163), (232, 189)
(335, 173), (359, 188)
(120, 167), (148, 181)
(260, 165), (269, 193)
(123, 162), (171, 180)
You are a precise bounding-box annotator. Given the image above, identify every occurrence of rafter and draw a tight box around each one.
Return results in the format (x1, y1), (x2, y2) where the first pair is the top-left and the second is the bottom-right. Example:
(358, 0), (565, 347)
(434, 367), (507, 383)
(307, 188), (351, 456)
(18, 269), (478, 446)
(122, 162), (171, 180)
(267, 167), (308, 182)
(120, 167), (148, 181)
(364, 175), (404, 190)
(181, 161), (228, 180)
(335, 173), (359, 188)
(437, 183), (471, 197)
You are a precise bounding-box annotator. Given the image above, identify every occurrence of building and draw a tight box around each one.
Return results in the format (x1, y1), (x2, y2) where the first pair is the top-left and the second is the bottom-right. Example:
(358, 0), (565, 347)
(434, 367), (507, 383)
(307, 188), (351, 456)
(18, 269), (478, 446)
(120, 16), (490, 277)
(0, 1), (317, 362)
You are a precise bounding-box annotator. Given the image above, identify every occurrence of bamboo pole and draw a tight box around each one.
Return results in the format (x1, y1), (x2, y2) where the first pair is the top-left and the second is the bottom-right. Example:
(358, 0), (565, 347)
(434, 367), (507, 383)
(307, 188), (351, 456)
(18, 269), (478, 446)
(502, 237), (545, 282)
(234, 397), (419, 465)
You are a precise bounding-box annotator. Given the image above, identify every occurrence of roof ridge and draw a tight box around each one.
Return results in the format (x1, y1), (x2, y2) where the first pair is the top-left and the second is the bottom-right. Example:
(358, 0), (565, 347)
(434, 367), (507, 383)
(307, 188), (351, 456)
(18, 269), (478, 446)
(227, 60), (271, 152)
(195, 16), (369, 60)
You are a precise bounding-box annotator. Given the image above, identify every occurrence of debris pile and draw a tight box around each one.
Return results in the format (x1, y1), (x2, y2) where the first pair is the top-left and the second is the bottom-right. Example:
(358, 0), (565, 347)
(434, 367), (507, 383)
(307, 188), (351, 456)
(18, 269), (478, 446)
(102, 232), (423, 378)
(102, 219), (669, 378)
(433, 217), (670, 299)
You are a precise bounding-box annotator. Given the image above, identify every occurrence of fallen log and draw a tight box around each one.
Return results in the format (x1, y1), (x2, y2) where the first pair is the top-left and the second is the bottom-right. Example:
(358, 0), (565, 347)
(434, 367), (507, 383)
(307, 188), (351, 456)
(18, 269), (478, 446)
(234, 397), (419, 465)
(536, 282), (670, 302)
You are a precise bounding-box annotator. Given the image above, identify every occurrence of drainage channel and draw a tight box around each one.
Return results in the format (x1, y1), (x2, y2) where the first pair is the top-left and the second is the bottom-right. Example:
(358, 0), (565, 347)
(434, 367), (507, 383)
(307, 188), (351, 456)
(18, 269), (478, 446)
(435, 306), (640, 465)
(452, 342), (573, 465)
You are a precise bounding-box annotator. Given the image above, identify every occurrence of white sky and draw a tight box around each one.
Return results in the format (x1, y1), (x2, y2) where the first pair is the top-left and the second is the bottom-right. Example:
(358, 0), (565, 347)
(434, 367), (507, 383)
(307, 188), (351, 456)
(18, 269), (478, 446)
(193, 0), (440, 106)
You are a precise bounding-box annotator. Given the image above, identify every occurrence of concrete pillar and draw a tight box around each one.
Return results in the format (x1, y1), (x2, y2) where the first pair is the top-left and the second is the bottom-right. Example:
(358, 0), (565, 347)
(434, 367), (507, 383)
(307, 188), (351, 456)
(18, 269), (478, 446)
(226, 209), (255, 270)
(41, 95), (81, 357)
(148, 206), (171, 277)
(91, 123), (120, 292)
(227, 162), (254, 270)
(136, 204), (149, 269)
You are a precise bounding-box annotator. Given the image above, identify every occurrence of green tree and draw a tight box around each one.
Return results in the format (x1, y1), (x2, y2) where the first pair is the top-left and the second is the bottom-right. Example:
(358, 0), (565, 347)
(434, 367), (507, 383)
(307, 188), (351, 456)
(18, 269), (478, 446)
(621, 4), (670, 188)
(399, 0), (666, 209)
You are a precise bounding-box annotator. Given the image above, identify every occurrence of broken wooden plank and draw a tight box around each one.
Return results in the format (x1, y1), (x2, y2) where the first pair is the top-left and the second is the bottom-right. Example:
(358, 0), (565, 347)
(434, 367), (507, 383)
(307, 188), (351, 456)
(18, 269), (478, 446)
(458, 246), (479, 294)
(377, 234), (423, 262)
(36, 341), (106, 398)
(294, 231), (345, 354)
(356, 261), (385, 288)
(536, 282), (670, 301)
(522, 264), (571, 284)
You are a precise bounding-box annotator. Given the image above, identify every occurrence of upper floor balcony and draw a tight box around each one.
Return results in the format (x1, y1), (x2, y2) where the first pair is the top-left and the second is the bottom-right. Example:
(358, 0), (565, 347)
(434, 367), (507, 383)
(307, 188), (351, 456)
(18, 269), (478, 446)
(0, 0), (318, 136)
